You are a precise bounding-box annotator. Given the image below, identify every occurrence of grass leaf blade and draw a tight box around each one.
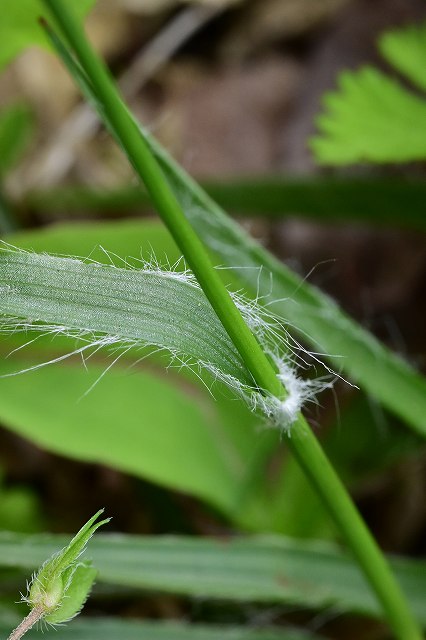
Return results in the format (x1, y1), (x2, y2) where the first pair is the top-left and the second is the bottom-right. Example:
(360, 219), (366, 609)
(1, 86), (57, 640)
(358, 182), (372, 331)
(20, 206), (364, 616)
(0, 532), (424, 625)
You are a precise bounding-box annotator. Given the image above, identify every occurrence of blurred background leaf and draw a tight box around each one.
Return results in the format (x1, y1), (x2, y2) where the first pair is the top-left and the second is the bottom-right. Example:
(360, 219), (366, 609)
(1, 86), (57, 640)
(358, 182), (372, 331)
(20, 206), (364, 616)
(310, 67), (426, 164)
(24, 177), (426, 231)
(0, 616), (322, 640)
(0, 0), (95, 71)
(379, 21), (426, 92)
(0, 531), (424, 624)
(310, 22), (426, 164)
(0, 104), (33, 179)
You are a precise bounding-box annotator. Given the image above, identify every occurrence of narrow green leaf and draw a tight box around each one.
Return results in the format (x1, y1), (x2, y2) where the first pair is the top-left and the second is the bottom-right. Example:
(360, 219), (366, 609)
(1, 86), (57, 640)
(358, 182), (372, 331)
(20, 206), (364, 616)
(379, 21), (426, 92)
(0, 532), (424, 624)
(0, 617), (323, 640)
(0, 247), (252, 384)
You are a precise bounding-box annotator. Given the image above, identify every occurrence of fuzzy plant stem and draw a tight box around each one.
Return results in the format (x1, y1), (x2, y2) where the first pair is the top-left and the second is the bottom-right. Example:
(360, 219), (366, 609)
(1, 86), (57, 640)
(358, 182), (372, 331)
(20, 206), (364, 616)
(40, 2), (422, 638)
(7, 605), (44, 640)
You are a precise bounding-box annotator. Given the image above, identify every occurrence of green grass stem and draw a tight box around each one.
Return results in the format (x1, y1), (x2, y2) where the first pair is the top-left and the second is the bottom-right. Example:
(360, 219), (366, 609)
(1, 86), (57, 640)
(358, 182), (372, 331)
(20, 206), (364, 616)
(40, 2), (423, 637)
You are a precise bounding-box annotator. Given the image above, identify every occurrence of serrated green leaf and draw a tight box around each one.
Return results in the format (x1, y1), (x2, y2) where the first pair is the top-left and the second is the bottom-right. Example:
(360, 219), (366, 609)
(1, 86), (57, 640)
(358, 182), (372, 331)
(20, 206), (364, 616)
(379, 21), (426, 92)
(1, 532), (425, 624)
(0, 0), (95, 70)
(310, 66), (426, 164)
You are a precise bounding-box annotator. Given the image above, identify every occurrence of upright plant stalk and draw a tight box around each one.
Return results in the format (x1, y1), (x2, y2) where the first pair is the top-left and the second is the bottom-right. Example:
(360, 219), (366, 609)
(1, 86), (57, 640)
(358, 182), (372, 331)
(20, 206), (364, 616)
(40, 2), (422, 637)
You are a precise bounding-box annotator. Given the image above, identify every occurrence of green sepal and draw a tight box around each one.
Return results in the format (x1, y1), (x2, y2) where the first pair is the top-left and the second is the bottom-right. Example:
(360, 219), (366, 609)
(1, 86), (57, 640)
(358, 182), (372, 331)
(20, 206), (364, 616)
(45, 562), (97, 624)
